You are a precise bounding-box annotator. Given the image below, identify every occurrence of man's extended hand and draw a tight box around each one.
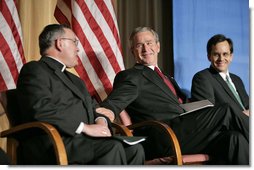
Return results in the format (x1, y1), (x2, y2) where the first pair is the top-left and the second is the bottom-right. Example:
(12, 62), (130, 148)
(96, 107), (115, 122)
(82, 123), (112, 137)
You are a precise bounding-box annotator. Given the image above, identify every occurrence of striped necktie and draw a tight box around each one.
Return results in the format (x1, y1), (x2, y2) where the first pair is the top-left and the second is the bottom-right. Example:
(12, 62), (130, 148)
(225, 75), (245, 110)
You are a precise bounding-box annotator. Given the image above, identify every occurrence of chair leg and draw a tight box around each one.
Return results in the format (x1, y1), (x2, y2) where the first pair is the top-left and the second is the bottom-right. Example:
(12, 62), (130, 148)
(6, 138), (18, 165)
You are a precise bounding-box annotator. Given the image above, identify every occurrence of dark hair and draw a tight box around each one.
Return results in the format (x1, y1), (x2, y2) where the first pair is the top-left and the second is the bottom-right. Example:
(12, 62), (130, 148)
(39, 24), (71, 55)
(206, 34), (233, 55)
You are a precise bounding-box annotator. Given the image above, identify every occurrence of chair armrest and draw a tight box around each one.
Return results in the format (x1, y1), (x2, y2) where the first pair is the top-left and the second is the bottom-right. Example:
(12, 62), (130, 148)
(0, 122), (68, 165)
(127, 120), (183, 165)
(111, 122), (133, 136)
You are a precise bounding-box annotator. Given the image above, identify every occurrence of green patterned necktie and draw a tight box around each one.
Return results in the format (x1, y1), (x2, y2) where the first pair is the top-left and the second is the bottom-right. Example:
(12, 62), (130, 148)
(225, 75), (245, 110)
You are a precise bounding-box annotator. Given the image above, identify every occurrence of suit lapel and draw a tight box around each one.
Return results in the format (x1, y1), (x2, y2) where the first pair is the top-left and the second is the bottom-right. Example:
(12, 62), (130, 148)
(55, 70), (87, 100)
(41, 57), (87, 104)
(141, 66), (179, 103)
(210, 67), (241, 106)
(230, 74), (245, 105)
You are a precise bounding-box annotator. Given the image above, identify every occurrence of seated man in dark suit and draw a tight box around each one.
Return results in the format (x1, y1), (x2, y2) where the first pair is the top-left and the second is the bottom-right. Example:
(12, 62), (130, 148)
(16, 24), (144, 165)
(191, 34), (249, 117)
(100, 27), (249, 164)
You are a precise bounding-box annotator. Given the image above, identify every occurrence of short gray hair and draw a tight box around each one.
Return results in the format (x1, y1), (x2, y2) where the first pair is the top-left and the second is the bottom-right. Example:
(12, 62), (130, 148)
(129, 26), (159, 49)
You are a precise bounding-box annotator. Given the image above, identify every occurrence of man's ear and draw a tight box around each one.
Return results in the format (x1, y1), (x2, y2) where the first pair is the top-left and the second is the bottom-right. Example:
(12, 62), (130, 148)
(207, 55), (211, 61)
(55, 39), (62, 51)
(230, 53), (233, 62)
(157, 42), (160, 53)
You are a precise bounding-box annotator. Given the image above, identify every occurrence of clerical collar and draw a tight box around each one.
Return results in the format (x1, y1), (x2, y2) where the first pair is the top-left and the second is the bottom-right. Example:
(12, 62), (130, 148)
(47, 56), (66, 72)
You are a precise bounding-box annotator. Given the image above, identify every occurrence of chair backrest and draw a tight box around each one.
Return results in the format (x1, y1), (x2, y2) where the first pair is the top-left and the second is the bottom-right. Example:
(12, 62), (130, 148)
(5, 89), (21, 127)
(0, 89), (68, 165)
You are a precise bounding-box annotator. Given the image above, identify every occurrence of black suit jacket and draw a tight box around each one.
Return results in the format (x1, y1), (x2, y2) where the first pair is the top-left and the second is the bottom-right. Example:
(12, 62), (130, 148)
(16, 56), (109, 164)
(191, 66), (249, 112)
(101, 64), (249, 163)
(101, 63), (187, 124)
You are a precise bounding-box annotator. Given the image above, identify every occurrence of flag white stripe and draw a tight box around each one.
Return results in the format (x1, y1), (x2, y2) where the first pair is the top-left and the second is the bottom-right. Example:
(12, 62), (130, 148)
(55, 0), (124, 101)
(103, 0), (125, 69)
(0, 52), (16, 89)
(0, 0), (25, 92)
(57, 0), (107, 99)
(0, 13), (23, 72)
(73, 1), (116, 84)
(5, 0), (24, 49)
(57, 0), (72, 22)
(72, 1), (108, 98)
(77, 44), (108, 100)
(86, 0), (125, 70)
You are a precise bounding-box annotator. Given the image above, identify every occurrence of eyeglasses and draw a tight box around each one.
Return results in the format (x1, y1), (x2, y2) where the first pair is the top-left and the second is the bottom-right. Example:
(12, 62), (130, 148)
(60, 38), (79, 46)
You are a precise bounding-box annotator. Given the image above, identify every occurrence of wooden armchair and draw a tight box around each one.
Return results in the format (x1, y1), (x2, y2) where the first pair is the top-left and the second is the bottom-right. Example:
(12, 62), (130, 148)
(0, 121), (68, 165)
(0, 90), (68, 165)
(0, 119), (133, 165)
(0, 90), (132, 165)
(119, 111), (210, 165)
(0, 89), (209, 165)
(128, 120), (183, 165)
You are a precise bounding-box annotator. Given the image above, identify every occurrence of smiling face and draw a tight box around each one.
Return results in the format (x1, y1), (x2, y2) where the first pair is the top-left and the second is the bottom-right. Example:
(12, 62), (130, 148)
(131, 31), (160, 66)
(208, 40), (233, 73)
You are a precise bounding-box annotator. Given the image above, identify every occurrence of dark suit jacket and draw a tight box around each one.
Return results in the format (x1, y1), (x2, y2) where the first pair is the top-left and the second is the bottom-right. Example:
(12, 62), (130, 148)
(191, 66), (249, 112)
(101, 63), (187, 124)
(101, 64), (249, 162)
(16, 56), (109, 164)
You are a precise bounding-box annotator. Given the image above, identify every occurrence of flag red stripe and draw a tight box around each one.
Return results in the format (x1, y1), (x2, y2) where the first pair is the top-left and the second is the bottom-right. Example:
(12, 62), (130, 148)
(0, 74), (7, 92)
(75, 60), (101, 101)
(76, 0), (121, 73)
(54, 0), (99, 98)
(72, 16), (112, 94)
(95, 0), (123, 56)
(0, 33), (19, 85)
(54, 0), (125, 101)
(1, 0), (25, 64)
(54, 6), (70, 25)
(0, 0), (25, 92)
(63, 0), (72, 8)
(54, 1), (101, 98)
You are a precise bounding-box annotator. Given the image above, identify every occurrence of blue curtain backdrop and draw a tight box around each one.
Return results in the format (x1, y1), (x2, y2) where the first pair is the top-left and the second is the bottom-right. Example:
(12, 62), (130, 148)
(173, 0), (249, 97)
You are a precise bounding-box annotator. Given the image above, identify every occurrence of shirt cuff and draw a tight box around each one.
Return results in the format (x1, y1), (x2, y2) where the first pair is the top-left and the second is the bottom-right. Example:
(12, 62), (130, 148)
(75, 122), (85, 134)
(95, 117), (108, 125)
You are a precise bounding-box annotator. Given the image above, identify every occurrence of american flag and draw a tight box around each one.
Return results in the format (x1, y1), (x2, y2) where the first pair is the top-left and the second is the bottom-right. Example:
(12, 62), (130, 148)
(0, 0), (26, 93)
(54, 0), (125, 102)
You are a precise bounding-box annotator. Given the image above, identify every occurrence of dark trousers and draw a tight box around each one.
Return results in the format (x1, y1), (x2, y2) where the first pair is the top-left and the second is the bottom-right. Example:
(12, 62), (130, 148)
(18, 134), (145, 165)
(84, 138), (145, 165)
(0, 148), (10, 165)
(135, 103), (249, 165)
(64, 134), (145, 165)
